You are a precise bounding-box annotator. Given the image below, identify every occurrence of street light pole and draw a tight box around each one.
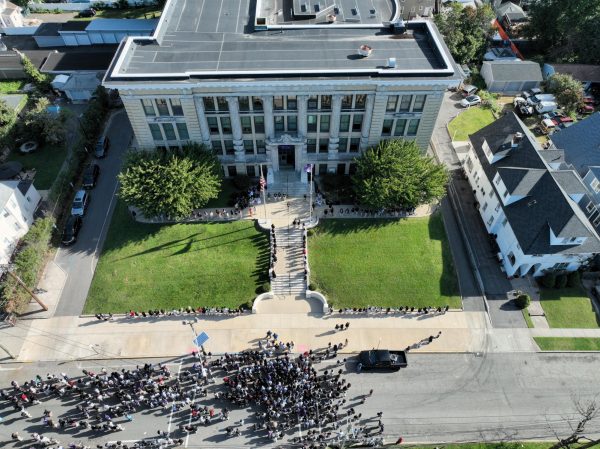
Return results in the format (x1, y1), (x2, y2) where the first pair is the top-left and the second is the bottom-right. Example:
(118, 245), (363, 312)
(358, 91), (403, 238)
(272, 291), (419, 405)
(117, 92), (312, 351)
(1, 265), (48, 311)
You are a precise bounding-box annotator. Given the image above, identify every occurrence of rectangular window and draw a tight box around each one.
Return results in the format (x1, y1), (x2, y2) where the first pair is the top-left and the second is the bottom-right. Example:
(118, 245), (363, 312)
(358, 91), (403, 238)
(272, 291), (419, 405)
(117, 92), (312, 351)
(256, 140), (266, 154)
(287, 95), (297, 110)
(495, 176), (501, 185)
(247, 165), (256, 177)
(252, 97), (263, 111)
(176, 123), (189, 140)
(349, 138), (360, 152)
(339, 114), (350, 132)
(224, 140), (234, 155)
(156, 99), (169, 116)
(308, 95), (318, 110)
(466, 157), (473, 173)
(502, 217), (508, 227)
(203, 97), (216, 111)
(320, 95), (331, 110)
(412, 95), (426, 112)
(349, 163), (357, 175)
(228, 166), (237, 177)
(592, 178), (600, 193)
(355, 94), (366, 110)
(211, 140), (223, 154)
(220, 117), (232, 134)
(244, 139), (254, 154)
(307, 138), (317, 153)
(207, 117), (219, 134)
(239, 96), (250, 112)
(273, 96), (284, 110)
(339, 137), (348, 152)
(382, 119), (393, 136)
(319, 164), (328, 175)
(216, 96), (228, 111)
(320, 115), (330, 132)
(487, 216), (494, 226)
(141, 99), (155, 116)
(399, 95), (412, 112)
(482, 202), (488, 212)
(170, 99), (184, 116)
(352, 114), (363, 131)
(254, 116), (264, 133)
(586, 201), (595, 213)
(287, 116), (297, 132)
(149, 123), (163, 141)
(162, 123), (176, 140)
(341, 95), (353, 109)
(274, 116), (284, 131)
(503, 189), (509, 198)
(241, 116), (252, 134)
(406, 119), (420, 136)
(307, 115), (317, 132)
(495, 203), (501, 213)
(386, 95), (398, 112)
(394, 119), (407, 136)
(319, 139), (328, 152)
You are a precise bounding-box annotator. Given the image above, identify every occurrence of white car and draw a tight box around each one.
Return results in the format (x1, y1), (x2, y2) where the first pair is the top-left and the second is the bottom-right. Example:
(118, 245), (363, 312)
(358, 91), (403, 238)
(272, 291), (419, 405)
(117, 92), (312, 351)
(460, 95), (481, 108)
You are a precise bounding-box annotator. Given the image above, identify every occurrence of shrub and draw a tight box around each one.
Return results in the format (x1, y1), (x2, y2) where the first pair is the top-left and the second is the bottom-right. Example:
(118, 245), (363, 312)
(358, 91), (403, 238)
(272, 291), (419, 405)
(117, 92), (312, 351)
(555, 273), (568, 289)
(542, 272), (556, 289)
(514, 294), (531, 309)
(567, 271), (581, 288)
(233, 175), (251, 190)
(308, 283), (316, 291)
(260, 282), (271, 293)
(307, 229), (315, 237)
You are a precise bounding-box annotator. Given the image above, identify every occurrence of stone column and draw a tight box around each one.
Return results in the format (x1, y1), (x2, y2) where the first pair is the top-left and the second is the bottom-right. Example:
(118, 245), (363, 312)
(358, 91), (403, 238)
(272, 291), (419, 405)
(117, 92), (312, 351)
(328, 94), (343, 157)
(261, 95), (274, 139)
(226, 96), (244, 161)
(297, 95), (309, 176)
(360, 94), (376, 151)
(192, 96), (212, 148)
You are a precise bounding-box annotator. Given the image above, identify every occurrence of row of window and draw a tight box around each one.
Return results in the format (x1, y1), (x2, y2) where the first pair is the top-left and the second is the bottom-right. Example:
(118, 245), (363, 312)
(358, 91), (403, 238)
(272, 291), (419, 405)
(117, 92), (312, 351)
(381, 118), (420, 137)
(225, 163), (359, 178)
(142, 99), (184, 117)
(386, 94), (426, 113)
(149, 122), (190, 141)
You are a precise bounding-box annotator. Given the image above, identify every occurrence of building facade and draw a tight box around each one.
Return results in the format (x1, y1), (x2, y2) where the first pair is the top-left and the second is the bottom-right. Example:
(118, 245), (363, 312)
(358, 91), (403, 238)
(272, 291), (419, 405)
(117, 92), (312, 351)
(104, 0), (461, 179)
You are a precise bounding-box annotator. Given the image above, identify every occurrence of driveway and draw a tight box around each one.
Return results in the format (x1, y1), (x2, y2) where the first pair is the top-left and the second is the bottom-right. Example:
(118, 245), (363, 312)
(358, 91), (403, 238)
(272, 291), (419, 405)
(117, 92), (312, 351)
(53, 110), (132, 316)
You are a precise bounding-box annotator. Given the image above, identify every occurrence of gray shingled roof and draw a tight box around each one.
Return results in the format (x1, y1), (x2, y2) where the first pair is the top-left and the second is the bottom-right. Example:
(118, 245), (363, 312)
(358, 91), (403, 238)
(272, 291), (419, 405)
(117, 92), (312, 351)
(550, 113), (600, 177)
(484, 60), (543, 82)
(551, 170), (588, 195)
(469, 113), (600, 255)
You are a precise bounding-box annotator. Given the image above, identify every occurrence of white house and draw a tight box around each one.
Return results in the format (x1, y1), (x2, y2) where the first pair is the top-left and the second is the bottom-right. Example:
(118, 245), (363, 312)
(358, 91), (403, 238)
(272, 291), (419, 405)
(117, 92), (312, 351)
(462, 113), (600, 278)
(0, 180), (41, 265)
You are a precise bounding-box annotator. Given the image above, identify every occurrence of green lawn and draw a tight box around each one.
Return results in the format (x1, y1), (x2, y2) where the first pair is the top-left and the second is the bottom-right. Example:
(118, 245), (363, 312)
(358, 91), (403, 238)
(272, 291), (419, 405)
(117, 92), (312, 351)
(448, 107), (496, 141)
(0, 79), (25, 94)
(539, 287), (600, 328)
(535, 337), (600, 351)
(7, 145), (68, 190)
(522, 309), (534, 328)
(74, 6), (162, 20)
(309, 213), (460, 309)
(84, 201), (269, 314)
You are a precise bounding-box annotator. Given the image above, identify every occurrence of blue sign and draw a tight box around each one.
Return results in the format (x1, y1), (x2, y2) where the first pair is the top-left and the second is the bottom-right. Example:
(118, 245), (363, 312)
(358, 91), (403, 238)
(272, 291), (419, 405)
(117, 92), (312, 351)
(193, 331), (210, 347)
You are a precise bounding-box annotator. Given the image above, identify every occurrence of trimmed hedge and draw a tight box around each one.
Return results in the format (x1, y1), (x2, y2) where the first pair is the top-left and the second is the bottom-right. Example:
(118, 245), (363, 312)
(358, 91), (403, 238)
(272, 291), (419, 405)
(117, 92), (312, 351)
(0, 217), (54, 313)
(555, 273), (568, 289)
(542, 272), (556, 289)
(515, 293), (531, 309)
(260, 282), (271, 294)
(567, 271), (581, 288)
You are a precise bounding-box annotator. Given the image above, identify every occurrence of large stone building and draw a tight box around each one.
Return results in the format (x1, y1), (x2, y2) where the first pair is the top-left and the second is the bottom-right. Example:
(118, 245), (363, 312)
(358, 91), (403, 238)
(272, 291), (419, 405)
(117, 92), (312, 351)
(104, 0), (460, 181)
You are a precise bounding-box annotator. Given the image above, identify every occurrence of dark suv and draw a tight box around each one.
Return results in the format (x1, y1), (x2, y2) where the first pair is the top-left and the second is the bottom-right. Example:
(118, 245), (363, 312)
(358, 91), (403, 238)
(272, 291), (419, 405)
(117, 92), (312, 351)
(82, 163), (99, 189)
(95, 136), (110, 158)
(62, 215), (82, 246)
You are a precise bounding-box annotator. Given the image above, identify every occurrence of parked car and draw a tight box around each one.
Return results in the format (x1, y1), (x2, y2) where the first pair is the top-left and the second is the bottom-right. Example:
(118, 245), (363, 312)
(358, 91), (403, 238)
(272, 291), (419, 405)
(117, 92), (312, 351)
(460, 95), (481, 108)
(61, 215), (83, 246)
(535, 101), (558, 114)
(521, 87), (542, 100)
(527, 94), (556, 106)
(579, 103), (594, 114)
(461, 84), (478, 97)
(78, 8), (96, 18)
(95, 136), (110, 158)
(539, 118), (557, 135)
(71, 190), (90, 216)
(82, 163), (100, 189)
(358, 350), (407, 371)
(516, 104), (534, 117)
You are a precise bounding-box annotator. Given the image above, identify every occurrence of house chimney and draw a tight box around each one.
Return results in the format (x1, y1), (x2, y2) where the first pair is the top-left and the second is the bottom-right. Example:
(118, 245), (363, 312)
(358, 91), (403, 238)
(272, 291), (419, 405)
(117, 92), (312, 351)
(512, 132), (523, 147)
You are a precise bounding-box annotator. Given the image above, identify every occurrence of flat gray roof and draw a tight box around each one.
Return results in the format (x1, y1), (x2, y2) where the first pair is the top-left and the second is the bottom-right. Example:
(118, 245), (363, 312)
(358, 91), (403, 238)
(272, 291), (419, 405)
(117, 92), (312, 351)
(107, 0), (458, 82)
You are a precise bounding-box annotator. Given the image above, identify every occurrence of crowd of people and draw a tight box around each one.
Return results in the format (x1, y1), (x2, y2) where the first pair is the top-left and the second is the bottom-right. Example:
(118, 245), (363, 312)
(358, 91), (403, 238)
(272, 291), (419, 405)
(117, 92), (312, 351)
(333, 305), (451, 316)
(92, 307), (249, 322)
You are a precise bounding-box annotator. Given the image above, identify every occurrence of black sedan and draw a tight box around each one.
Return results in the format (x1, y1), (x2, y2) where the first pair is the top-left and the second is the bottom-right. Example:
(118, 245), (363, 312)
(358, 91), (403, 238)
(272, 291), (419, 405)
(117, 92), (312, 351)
(358, 350), (407, 371)
(62, 215), (83, 246)
(82, 163), (100, 189)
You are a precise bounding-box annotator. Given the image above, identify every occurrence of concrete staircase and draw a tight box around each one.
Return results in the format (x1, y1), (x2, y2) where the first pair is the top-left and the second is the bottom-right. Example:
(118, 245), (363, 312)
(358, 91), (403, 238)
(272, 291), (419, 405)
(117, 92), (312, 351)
(268, 169), (309, 198)
(271, 226), (307, 297)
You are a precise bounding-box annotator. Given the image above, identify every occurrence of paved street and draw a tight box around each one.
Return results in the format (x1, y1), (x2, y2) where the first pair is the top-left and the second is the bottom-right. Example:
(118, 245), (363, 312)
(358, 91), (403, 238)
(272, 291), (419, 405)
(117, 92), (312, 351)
(1, 353), (599, 446)
(53, 111), (132, 317)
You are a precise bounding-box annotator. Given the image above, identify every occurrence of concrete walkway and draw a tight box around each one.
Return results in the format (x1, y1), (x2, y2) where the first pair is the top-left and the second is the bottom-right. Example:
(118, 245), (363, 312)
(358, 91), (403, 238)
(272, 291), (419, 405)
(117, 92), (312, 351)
(511, 276), (550, 328)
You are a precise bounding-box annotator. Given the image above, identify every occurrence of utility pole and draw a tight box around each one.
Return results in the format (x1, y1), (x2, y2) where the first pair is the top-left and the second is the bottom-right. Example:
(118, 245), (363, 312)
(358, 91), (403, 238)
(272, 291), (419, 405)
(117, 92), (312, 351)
(1, 265), (48, 311)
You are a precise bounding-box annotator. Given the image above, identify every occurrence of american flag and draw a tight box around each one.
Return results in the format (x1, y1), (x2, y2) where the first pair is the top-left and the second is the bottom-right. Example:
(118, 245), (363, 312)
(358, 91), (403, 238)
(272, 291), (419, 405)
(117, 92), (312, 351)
(259, 174), (266, 192)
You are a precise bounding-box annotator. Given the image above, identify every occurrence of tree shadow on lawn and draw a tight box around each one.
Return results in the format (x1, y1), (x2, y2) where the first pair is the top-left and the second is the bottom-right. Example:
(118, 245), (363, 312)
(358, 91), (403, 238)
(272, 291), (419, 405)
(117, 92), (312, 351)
(312, 217), (405, 236)
(428, 212), (460, 300)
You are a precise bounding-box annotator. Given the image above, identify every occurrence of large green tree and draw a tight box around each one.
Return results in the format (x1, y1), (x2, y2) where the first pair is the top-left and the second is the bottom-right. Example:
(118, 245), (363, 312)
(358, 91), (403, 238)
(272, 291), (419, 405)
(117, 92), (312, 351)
(526, 0), (600, 64)
(352, 140), (448, 210)
(118, 144), (222, 219)
(434, 3), (495, 65)
(546, 73), (584, 114)
(15, 97), (66, 146)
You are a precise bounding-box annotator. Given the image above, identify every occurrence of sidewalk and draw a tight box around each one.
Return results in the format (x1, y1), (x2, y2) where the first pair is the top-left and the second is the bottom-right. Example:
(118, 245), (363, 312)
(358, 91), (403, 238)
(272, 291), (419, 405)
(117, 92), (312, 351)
(12, 311), (492, 362)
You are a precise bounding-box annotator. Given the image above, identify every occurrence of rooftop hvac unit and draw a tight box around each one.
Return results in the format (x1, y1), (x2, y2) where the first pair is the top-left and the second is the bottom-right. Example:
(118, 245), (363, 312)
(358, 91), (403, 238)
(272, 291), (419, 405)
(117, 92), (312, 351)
(387, 57), (397, 68)
(358, 45), (372, 57)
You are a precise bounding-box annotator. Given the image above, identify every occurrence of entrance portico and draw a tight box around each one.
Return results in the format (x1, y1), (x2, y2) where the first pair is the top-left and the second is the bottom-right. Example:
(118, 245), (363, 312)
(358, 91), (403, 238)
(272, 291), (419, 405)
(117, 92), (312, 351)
(266, 133), (306, 174)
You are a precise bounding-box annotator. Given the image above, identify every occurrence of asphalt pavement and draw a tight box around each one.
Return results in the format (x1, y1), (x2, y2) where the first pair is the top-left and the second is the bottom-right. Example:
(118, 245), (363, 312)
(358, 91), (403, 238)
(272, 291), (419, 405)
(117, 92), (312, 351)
(1, 353), (599, 446)
(53, 110), (132, 317)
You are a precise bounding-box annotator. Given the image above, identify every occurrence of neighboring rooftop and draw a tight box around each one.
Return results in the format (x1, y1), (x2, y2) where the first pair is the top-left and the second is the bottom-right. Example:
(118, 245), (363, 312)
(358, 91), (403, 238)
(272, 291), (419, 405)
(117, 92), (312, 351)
(40, 47), (118, 73)
(550, 113), (600, 177)
(482, 60), (543, 82)
(543, 63), (600, 83)
(106, 0), (458, 82)
(469, 113), (600, 255)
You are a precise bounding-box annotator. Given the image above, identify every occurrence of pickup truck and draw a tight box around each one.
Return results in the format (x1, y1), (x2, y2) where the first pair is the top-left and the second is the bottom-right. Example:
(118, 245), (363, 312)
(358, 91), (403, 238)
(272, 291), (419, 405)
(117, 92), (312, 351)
(358, 350), (407, 371)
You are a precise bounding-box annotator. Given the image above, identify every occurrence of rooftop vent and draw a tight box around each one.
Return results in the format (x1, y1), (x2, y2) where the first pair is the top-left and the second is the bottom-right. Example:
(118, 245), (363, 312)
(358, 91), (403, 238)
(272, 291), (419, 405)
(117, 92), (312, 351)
(326, 14), (336, 23)
(358, 45), (372, 57)
(512, 132), (524, 147)
(387, 57), (397, 68)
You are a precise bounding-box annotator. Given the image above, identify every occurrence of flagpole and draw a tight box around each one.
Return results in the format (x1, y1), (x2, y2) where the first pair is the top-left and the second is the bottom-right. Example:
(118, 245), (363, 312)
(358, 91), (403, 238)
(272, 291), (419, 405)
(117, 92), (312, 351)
(260, 165), (267, 221)
(309, 168), (313, 224)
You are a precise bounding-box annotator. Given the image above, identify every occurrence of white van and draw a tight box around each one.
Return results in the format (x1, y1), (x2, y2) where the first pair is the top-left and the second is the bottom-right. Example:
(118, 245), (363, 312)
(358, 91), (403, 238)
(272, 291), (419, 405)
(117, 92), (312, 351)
(528, 94), (556, 105)
(535, 101), (558, 114)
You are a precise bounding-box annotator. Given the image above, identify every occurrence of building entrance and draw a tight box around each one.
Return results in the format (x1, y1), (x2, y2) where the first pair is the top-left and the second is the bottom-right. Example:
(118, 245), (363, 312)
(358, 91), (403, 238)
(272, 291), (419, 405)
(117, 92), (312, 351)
(278, 145), (295, 168)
